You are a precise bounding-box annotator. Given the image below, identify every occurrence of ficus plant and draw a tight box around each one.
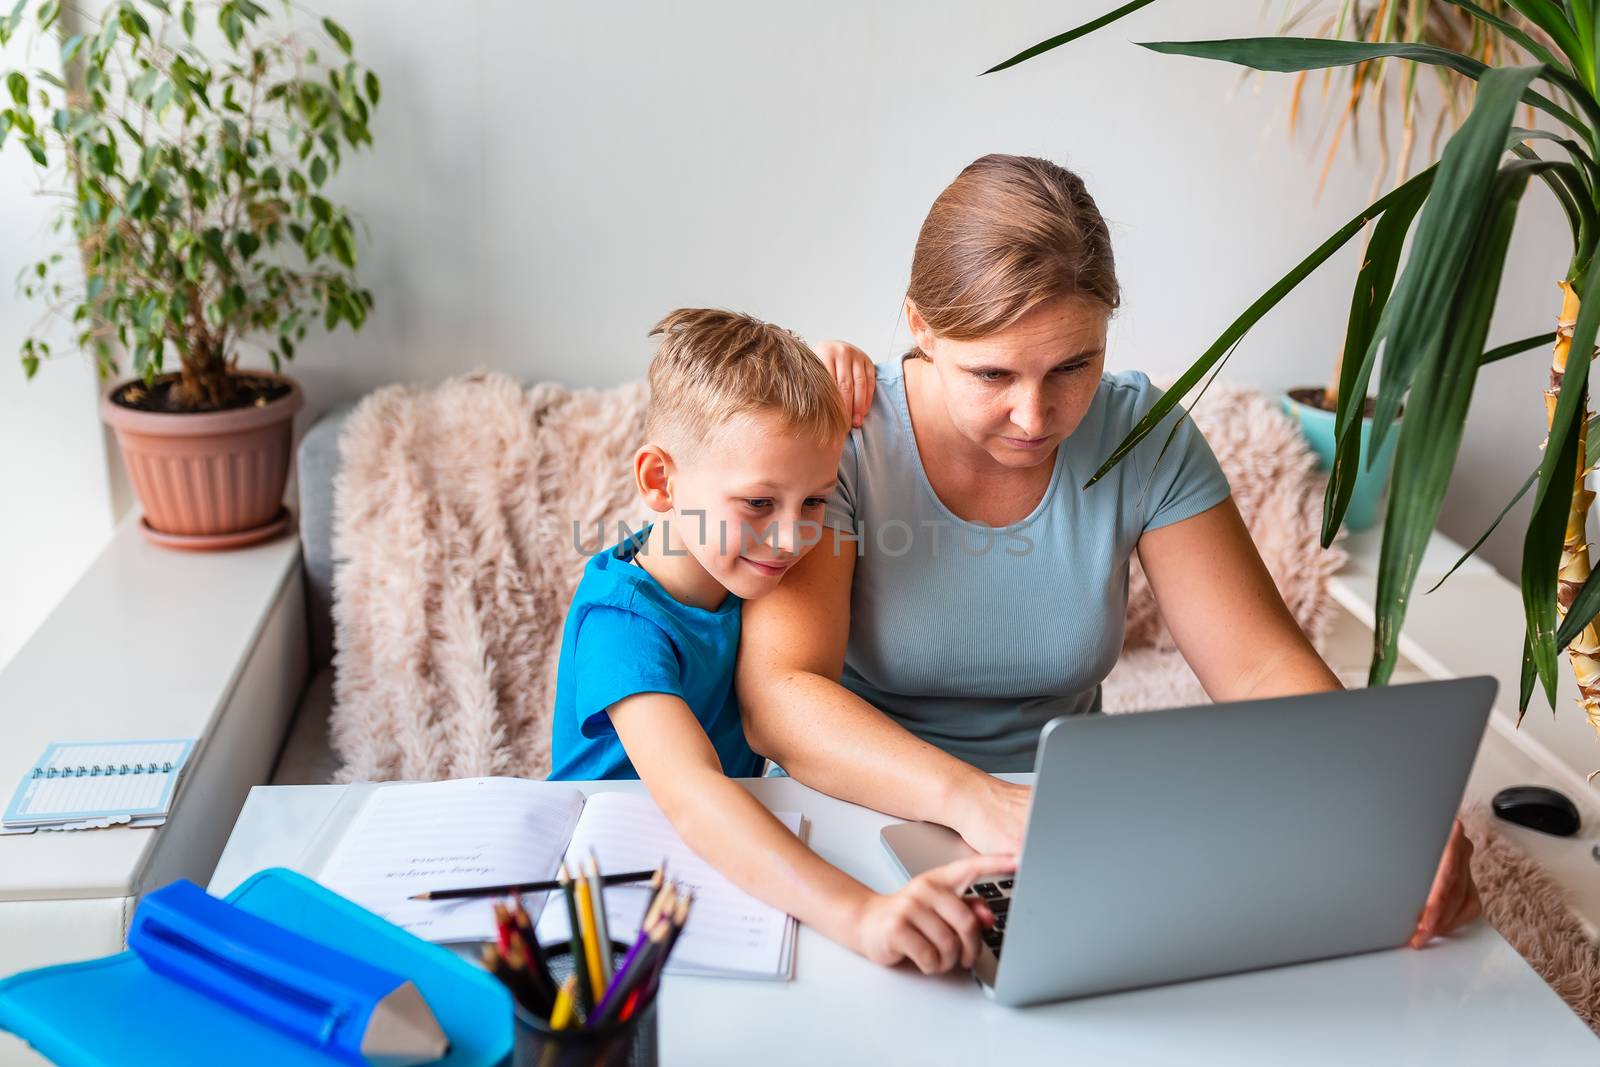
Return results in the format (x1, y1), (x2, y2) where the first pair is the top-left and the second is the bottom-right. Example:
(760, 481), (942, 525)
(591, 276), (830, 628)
(0, 0), (378, 411)
(986, 1), (1600, 734)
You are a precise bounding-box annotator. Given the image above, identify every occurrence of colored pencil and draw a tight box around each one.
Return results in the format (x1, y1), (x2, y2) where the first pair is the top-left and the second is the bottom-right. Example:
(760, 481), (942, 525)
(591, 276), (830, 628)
(549, 976), (577, 1030)
(574, 866), (606, 1004)
(509, 895), (558, 1006)
(584, 852), (615, 988)
(635, 862), (666, 929)
(557, 864), (595, 1018)
(591, 916), (672, 1028)
(407, 868), (656, 901)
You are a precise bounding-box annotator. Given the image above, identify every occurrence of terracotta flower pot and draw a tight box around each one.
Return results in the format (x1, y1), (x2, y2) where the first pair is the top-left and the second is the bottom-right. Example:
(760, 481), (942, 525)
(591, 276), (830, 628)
(101, 372), (304, 550)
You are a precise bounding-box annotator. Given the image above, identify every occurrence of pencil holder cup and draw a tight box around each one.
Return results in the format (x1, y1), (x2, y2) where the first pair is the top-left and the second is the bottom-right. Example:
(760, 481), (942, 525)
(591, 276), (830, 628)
(511, 940), (658, 1067)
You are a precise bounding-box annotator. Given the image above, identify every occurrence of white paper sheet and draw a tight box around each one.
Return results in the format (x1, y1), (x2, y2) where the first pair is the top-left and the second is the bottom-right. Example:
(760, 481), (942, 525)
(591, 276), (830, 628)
(317, 777), (586, 942)
(534, 791), (801, 979)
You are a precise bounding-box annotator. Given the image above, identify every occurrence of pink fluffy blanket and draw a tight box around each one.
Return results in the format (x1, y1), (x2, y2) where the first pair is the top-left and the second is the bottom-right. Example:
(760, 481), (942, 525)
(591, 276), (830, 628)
(329, 371), (1340, 780)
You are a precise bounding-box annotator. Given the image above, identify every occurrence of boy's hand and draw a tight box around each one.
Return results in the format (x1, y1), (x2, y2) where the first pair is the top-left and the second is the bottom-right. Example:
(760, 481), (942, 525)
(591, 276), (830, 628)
(813, 339), (876, 428)
(850, 854), (1016, 974)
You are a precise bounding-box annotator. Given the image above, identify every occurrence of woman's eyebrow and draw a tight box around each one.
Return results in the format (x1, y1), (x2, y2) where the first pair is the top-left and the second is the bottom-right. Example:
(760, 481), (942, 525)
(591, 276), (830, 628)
(959, 347), (1103, 373)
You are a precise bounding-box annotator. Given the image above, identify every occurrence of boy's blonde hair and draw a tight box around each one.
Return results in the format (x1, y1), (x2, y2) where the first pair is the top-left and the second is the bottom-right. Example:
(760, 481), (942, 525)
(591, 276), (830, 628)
(645, 308), (849, 450)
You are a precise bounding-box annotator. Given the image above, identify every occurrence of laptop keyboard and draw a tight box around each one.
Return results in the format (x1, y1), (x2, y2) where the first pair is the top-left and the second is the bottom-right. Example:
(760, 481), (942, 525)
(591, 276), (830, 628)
(966, 879), (1014, 957)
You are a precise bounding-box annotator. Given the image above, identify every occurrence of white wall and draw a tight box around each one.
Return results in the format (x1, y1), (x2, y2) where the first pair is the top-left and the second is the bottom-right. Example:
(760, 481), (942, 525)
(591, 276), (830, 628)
(288, 0), (1566, 582)
(1, 1), (1573, 658)
(0, 27), (114, 672)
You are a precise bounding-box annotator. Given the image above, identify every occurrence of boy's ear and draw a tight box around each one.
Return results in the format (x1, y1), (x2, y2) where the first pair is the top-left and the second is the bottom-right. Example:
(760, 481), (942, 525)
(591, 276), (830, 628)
(634, 445), (675, 514)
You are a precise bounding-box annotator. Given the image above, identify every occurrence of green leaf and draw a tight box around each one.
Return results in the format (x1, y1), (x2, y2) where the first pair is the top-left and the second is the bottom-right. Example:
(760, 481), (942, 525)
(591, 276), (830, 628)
(322, 17), (352, 56)
(1321, 168), (1435, 545)
(130, 67), (158, 102)
(235, 231), (260, 258)
(1425, 462), (1540, 595)
(1441, 0), (1567, 73)
(309, 155), (327, 187)
(1367, 68), (1544, 465)
(6, 71), (26, 106)
(60, 33), (84, 62)
(1522, 261), (1600, 707)
(1371, 157), (1538, 688)
(1481, 331), (1560, 366)
(1518, 630), (1537, 722)
(221, 7), (243, 49)
(984, 0), (1160, 75)
(93, 17), (117, 57)
(1503, 0), (1588, 72)
(365, 70), (380, 105)
(1137, 39), (1588, 133)
(1086, 167), (1439, 491)
(21, 351), (38, 379)
(1557, 555), (1600, 655)
(181, 1), (194, 37)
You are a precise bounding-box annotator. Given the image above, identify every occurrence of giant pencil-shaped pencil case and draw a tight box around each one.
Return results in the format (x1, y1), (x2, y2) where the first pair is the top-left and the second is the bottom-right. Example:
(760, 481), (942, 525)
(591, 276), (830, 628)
(0, 868), (512, 1066)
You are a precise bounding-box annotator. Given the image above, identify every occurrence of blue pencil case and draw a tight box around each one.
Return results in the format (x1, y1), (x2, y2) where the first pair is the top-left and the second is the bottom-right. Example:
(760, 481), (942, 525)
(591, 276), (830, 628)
(0, 868), (513, 1066)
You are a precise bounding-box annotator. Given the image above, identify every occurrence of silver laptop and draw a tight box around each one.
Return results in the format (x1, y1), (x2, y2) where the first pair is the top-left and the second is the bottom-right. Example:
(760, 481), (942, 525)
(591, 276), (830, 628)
(881, 676), (1496, 1007)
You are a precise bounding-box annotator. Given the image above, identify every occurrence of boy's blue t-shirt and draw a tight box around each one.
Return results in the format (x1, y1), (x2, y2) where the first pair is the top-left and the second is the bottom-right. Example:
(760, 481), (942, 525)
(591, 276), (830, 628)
(548, 525), (764, 781)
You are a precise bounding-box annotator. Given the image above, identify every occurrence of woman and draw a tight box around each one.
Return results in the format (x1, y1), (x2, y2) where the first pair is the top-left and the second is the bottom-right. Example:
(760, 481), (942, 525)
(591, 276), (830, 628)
(736, 153), (1478, 964)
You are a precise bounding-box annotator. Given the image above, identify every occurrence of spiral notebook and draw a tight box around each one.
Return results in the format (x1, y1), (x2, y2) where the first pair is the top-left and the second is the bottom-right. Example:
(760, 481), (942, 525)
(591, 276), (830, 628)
(2, 738), (196, 833)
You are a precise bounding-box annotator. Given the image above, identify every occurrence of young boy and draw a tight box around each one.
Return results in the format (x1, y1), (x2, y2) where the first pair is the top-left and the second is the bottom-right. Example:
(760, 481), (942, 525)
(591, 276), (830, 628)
(550, 308), (1010, 975)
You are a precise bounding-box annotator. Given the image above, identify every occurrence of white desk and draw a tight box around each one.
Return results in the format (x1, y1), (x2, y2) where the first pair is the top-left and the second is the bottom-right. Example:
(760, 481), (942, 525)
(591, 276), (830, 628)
(210, 776), (1598, 1064)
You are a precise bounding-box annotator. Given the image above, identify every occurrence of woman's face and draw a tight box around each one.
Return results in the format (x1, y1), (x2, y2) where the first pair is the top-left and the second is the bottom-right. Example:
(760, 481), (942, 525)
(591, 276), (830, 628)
(908, 295), (1109, 470)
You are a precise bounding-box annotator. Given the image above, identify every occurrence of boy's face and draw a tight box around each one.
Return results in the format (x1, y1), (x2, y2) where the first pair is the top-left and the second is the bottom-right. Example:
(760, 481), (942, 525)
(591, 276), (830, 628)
(653, 410), (844, 601)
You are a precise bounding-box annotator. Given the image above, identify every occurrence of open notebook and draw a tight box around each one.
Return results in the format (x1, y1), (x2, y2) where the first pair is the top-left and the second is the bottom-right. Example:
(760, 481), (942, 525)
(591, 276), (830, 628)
(300, 777), (801, 981)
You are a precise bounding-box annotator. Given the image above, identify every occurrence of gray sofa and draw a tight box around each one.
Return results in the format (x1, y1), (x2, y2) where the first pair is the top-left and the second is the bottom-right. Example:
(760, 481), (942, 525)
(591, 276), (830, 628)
(270, 405), (356, 785)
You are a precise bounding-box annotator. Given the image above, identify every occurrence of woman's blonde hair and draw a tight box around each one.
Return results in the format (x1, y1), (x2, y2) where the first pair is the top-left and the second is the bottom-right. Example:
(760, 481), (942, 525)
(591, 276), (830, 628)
(907, 154), (1120, 356)
(645, 308), (849, 450)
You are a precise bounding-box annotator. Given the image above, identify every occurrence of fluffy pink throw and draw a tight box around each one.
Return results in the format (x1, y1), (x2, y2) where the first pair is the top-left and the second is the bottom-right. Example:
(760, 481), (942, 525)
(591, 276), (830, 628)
(330, 373), (1338, 778)
(331, 371), (649, 781)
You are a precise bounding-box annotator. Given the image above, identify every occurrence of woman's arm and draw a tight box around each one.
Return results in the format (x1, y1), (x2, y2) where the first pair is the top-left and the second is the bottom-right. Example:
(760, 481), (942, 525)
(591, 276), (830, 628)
(1138, 496), (1482, 944)
(1135, 496), (1341, 701)
(736, 530), (1031, 853)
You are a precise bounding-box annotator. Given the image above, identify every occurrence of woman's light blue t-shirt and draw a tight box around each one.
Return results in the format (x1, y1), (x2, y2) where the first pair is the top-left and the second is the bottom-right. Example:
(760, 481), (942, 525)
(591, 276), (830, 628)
(822, 357), (1232, 773)
(548, 525), (764, 781)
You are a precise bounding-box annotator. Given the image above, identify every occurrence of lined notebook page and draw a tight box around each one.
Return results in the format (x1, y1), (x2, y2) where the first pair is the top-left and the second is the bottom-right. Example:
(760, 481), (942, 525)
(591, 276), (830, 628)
(4, 739), (194, 826)
(318, 778), (586, 942)
(535, 791), (801, 979)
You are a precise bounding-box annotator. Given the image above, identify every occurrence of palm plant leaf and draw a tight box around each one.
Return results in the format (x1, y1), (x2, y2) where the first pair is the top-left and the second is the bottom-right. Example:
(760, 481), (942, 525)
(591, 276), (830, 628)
(1425, 462), (1540, 595)
(1321, 169), (1434, 546)
(1520, 246), (1600, 707)
(1083, 166), (1437, 489)
(1441, 0), (1568, 71)
(982, 0), (1161, 74)
(1135, 39), (1591, 133)
(1374, 149), (1545, 686)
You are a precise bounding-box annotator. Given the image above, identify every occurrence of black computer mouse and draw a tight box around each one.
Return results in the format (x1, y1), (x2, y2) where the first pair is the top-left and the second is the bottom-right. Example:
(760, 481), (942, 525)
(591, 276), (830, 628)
(1491, 785), (1581, 837)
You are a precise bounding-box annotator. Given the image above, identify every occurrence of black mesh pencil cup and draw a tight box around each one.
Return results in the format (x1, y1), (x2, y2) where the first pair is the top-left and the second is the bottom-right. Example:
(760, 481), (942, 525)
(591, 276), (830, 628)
(511, 939), (659, 1067)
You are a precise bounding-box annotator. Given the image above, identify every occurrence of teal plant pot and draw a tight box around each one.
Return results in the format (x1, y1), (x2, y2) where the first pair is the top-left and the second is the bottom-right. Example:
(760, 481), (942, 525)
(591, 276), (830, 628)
(1280, 391), (1399, 532)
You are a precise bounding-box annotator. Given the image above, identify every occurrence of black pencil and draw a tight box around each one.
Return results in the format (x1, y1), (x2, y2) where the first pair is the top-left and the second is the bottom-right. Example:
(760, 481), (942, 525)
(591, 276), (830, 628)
(407, 868), (656, 901)
(558, 864), (595, 1019)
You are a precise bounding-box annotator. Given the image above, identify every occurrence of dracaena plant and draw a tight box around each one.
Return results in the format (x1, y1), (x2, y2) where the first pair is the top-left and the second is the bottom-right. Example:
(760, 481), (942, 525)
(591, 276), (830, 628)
(986, 0), (1600, 732)
(0, 0), (378, 410)
(1271, 0), (1537, 409)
